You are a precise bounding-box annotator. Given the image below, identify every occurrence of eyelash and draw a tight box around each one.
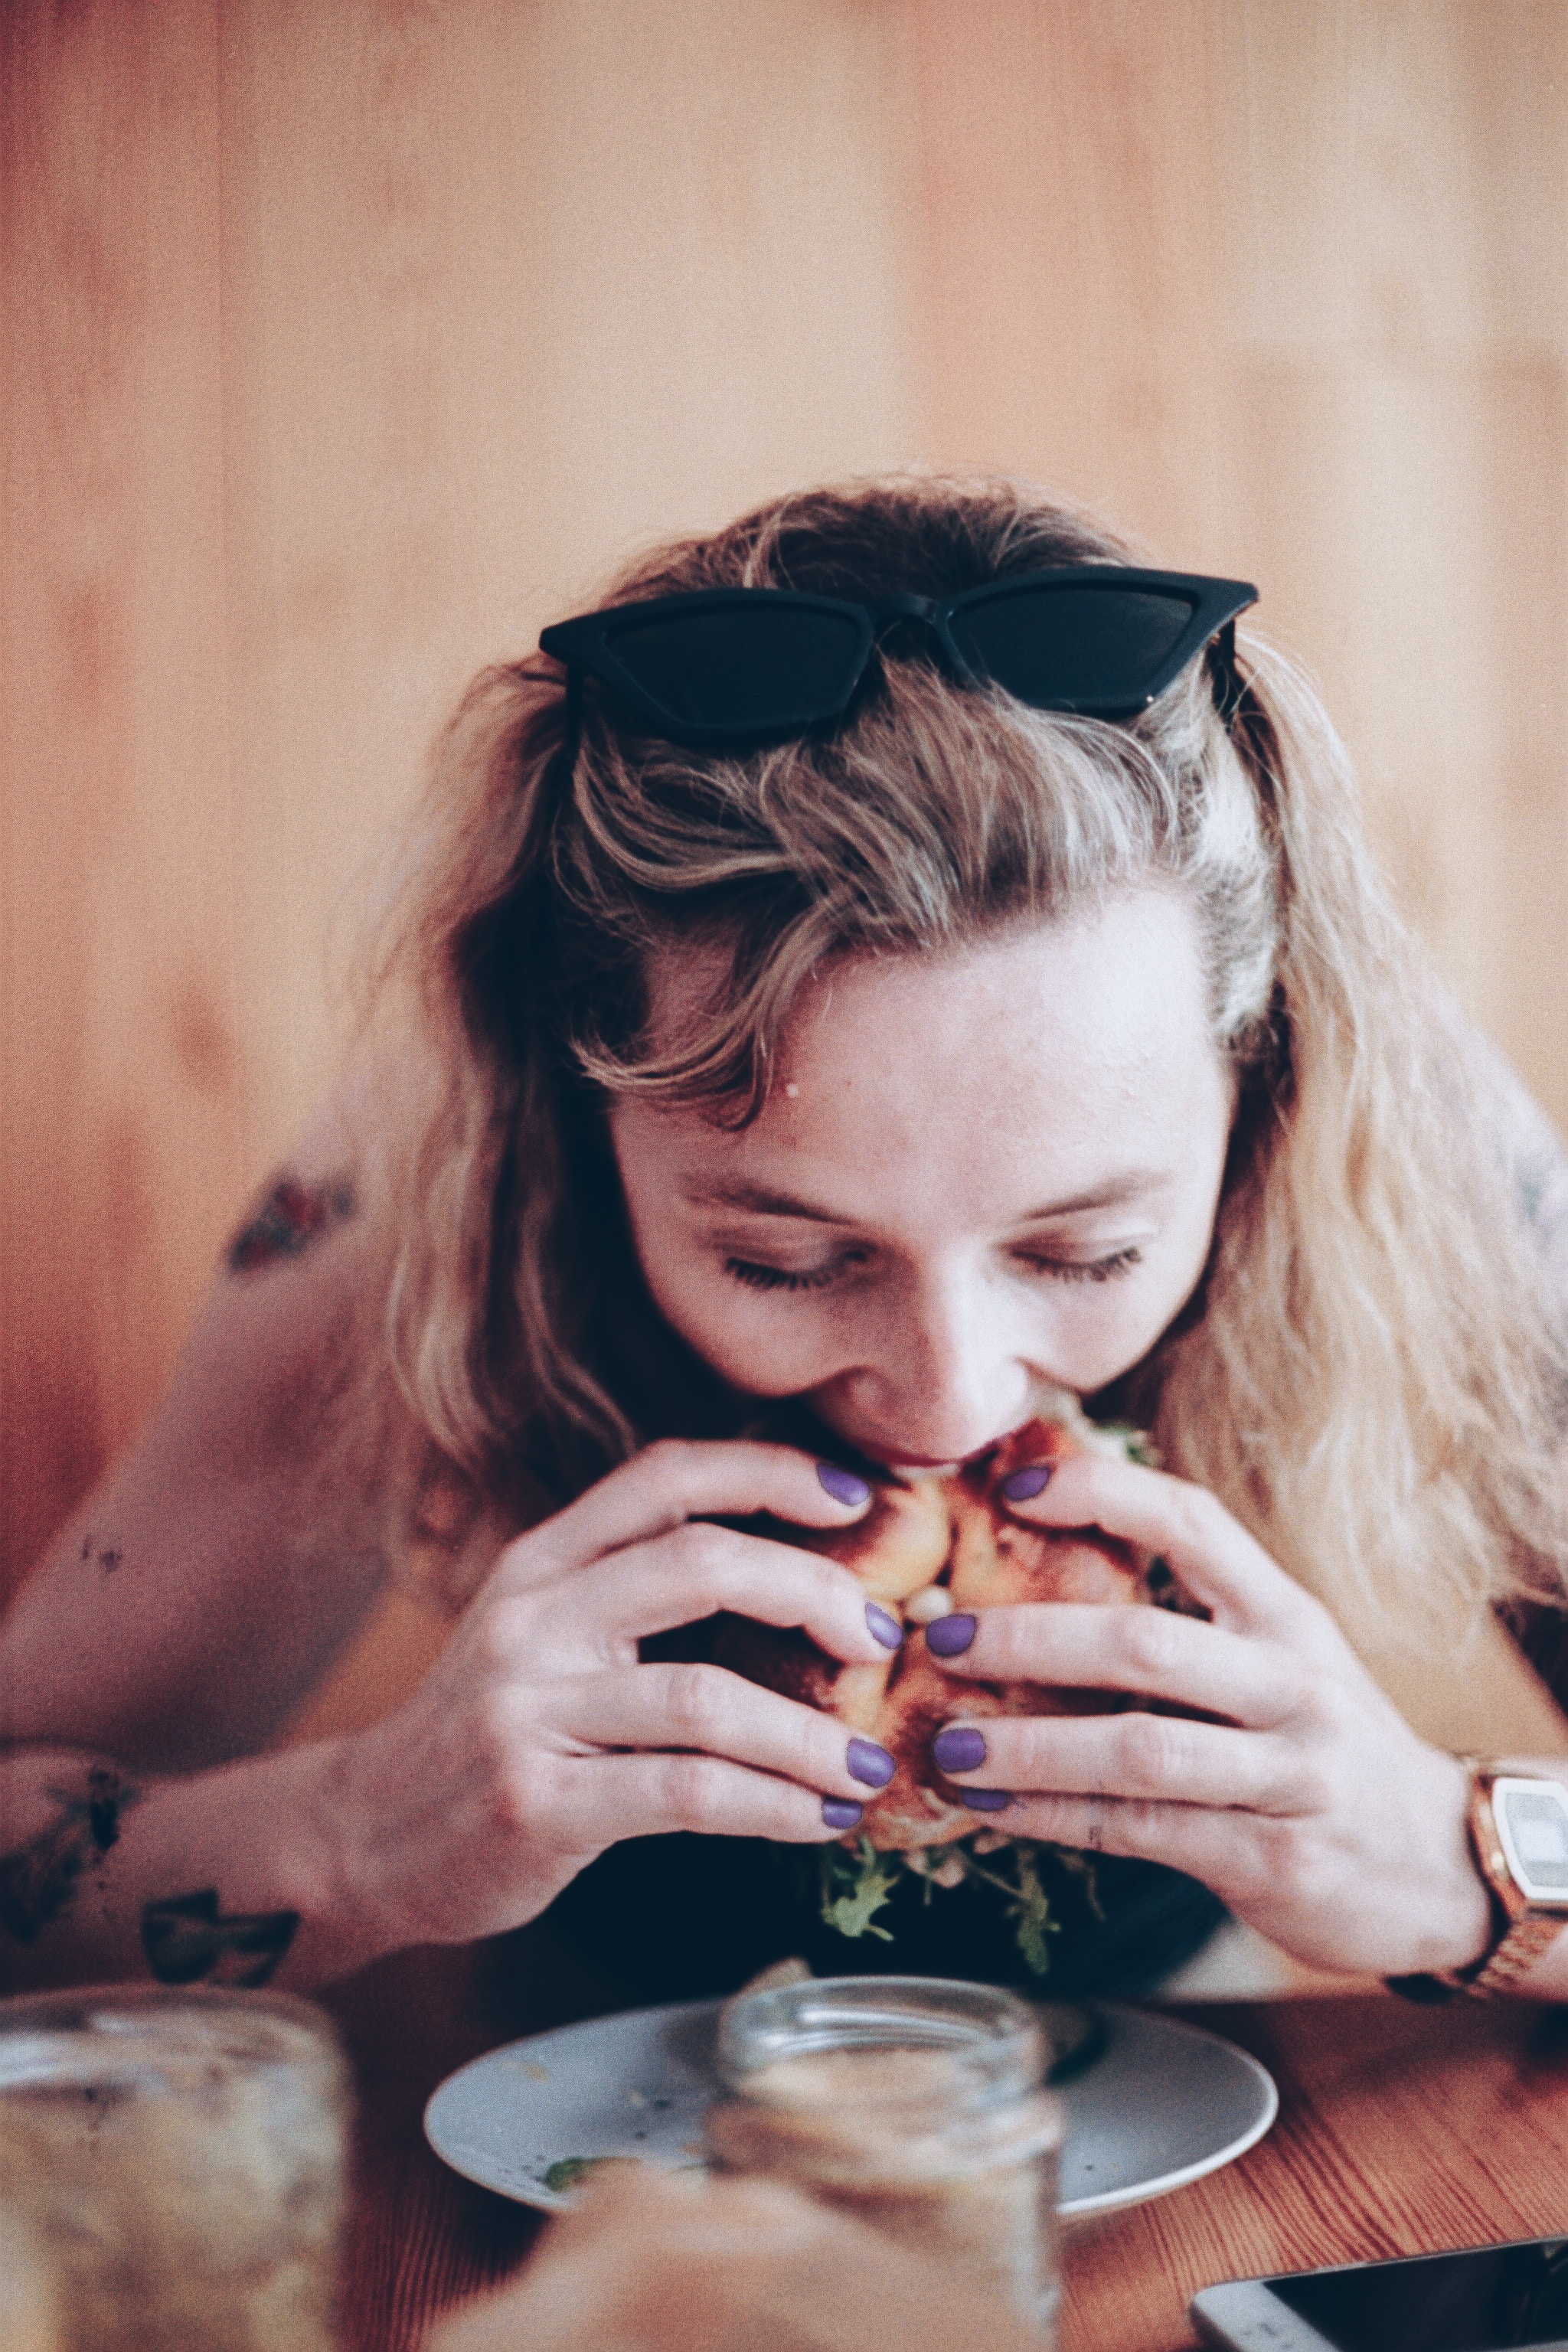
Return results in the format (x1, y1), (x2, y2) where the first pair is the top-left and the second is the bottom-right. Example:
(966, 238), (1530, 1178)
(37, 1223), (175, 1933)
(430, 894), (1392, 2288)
(1020, 1246), (1143, 1285)
(724, 1258), (848, 1294)
(723, 1246), (1143, 1295)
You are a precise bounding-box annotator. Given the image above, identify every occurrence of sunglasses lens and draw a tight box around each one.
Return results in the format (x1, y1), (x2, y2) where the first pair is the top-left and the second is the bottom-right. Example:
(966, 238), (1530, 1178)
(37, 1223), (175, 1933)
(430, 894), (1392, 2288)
(951, 586), (1199, 713)
(604, 604), (866, 732)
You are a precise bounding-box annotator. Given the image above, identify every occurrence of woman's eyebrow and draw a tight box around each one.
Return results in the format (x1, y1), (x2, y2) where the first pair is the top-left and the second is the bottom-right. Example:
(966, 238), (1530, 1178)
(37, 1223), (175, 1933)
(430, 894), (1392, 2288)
(680, 1178), (852, 1223)
(1015, 1171), (1173, 1219)
(683, 1169), (1173, 1223)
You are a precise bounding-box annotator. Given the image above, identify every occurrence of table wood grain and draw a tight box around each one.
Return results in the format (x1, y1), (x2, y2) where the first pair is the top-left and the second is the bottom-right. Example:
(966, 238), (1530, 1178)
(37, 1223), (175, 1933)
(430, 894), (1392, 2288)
(1059, 1995), (1568, 2351)
(323, 1942), (1568, 2352)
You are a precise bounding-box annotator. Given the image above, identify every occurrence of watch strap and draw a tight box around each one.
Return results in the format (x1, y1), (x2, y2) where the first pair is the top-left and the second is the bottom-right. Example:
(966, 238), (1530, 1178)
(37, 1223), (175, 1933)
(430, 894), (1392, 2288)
(1460, 1907), (1566, 1998)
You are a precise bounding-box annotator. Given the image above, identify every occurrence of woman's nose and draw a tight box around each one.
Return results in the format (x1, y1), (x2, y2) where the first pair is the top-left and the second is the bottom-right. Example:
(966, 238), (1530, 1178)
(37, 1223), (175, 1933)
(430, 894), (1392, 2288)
(858, 1272), (1034, 1460)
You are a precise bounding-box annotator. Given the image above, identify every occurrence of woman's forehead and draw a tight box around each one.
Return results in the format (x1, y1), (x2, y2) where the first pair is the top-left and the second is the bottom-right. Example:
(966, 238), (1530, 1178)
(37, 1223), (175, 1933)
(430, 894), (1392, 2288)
(782, 890), (1207, 1072)
(629, 889), (1230, 1211)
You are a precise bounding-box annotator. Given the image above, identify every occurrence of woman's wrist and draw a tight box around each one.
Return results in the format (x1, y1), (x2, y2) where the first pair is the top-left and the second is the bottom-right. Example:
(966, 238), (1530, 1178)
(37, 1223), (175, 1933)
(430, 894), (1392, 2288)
(1368, 1750), (1494, 1992)
(1411, 1752), (1496, 1976)
(112, 1743), (365, 1992)
(0, 1738), (407, 1998)
(244, 1730), (420, 1984)
(1410, 1869), (1496, 1983)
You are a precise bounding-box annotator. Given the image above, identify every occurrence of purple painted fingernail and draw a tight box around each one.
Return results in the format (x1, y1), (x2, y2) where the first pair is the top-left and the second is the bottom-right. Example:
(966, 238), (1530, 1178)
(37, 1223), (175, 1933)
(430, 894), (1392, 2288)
(1001, 1463), (1053, 1502)
(818, 1462), (872, 1508)
(865, 1601), (904, 1650)
(848, 1737), (896, 1789)
(962, 1789), (1012, 1813)
(932, 1725), (987, 1775)
(822, 1797), (863, 1831)
(926, 1612), (976, 1658)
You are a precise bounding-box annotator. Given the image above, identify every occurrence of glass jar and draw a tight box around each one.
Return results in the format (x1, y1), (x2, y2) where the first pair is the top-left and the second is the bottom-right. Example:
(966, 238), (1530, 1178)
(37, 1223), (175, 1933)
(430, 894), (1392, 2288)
(707, 1975), (1062, 2339)
(0, 1985), (349, 2352)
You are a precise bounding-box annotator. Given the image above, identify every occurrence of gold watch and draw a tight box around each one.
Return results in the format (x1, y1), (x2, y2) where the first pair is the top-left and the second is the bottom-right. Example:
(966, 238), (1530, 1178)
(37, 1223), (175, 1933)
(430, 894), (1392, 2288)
(1427, 1759), (1568, 1998)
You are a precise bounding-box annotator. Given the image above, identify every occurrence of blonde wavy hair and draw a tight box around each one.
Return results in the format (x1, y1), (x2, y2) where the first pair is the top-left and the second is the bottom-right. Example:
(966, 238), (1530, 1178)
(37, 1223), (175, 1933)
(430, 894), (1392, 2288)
(359, 475), (1566, 1647)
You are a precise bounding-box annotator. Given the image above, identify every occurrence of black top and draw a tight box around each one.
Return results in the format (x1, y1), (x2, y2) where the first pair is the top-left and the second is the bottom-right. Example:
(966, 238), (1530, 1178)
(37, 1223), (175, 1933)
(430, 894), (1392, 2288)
(532, 1830), (1226, 2010)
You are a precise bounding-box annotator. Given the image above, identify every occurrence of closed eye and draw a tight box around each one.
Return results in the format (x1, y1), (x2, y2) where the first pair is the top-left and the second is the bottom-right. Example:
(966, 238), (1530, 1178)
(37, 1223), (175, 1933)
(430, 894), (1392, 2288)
(724, 1246), (1143, 1294)
(724, 1256), (854, 1293)
(1018, 1246), (1142, 1283)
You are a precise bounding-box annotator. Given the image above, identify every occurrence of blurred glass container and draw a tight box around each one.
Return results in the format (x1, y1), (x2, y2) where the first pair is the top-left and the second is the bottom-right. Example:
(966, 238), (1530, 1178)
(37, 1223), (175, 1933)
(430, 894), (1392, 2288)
(707, 1975), (1061, 2341)
(0, 2207), (60, 2352)
(0, 1985), (348, 2352)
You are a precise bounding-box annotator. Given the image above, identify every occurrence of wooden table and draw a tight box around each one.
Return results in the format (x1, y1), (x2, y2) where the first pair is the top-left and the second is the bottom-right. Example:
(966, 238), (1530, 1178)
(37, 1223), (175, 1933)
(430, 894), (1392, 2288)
(323, 1942), (1568, 2352)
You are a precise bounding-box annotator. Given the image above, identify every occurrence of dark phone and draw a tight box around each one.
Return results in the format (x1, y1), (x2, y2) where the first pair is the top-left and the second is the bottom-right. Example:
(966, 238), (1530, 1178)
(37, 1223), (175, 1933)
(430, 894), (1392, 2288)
(1191, 2238), (1568, 2352)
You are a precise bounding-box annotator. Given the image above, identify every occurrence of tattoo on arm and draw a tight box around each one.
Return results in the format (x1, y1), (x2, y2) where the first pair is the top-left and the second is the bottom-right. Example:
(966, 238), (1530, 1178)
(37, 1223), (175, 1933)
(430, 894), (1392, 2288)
(0, 1769), (142, 1945)
(0, 1780), (300, 1987)
(78, 1532), (124, 1576)
(141, 1890), (299, 1988)
(227, 1172), (356, 1276)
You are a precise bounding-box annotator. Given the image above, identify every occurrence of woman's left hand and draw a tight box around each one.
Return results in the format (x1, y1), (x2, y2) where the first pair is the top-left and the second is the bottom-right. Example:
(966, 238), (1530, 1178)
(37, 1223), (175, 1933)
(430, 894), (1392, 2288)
(926, 1450), (1494, 1978)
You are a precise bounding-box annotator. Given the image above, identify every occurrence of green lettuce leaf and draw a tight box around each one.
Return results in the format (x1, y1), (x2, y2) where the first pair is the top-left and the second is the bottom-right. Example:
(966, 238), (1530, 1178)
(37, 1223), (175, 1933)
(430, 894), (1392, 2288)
(818, 1832), (1099, 1977)
(818, 1837), (900, 1941)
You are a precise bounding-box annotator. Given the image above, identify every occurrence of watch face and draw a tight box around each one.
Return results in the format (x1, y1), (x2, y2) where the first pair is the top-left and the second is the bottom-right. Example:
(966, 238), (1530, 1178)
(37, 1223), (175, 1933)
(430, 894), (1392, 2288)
(1493, 1778), (1568, 1904)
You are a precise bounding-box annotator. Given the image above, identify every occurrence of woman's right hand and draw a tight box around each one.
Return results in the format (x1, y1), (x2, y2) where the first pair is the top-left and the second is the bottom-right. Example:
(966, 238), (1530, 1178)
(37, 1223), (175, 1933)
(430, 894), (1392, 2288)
(325, 1442), (897, 1952)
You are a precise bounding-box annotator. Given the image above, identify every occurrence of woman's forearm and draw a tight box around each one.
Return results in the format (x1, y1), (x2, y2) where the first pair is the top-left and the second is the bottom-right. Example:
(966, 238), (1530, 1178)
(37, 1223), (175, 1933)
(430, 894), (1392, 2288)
(0, 1740), (386, 1996)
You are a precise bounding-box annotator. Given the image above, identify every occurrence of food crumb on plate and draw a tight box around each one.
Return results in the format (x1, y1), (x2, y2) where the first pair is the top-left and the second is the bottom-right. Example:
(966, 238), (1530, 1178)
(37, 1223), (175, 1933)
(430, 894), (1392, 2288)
(543, 2156), (645, 2194)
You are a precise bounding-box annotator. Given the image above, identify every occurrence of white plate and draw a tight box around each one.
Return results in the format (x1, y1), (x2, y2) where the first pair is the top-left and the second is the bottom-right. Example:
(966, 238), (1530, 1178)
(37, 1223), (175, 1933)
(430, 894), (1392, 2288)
(423, 1998), (1277, 2221)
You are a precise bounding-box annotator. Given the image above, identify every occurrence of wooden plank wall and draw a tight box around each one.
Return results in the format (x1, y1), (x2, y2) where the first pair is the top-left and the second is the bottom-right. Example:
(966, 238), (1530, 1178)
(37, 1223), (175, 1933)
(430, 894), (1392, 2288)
(4, 0), (1566, 1596)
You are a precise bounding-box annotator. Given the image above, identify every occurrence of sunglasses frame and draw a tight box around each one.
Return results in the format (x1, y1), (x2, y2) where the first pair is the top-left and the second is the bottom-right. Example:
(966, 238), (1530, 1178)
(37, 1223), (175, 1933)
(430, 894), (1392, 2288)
(539, 566), (1258, 745)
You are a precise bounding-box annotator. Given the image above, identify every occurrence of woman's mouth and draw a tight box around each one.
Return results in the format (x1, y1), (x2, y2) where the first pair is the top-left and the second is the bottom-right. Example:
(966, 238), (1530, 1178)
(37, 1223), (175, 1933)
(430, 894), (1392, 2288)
(853, 1436), (1014, 1476)
(826, 1381), (1083, 1477)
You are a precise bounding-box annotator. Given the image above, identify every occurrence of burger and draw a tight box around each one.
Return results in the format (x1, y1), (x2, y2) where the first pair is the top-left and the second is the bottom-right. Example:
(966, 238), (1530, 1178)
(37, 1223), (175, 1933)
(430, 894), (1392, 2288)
(707, 1390), (1199, 1972)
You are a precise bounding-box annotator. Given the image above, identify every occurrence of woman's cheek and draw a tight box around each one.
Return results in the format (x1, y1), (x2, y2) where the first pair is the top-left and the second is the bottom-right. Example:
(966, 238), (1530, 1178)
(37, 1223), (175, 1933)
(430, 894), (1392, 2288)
(1036, 1269), (1192, 1390)
(704, 1308), (846, 1397)
(641, 1257), (838, 1393)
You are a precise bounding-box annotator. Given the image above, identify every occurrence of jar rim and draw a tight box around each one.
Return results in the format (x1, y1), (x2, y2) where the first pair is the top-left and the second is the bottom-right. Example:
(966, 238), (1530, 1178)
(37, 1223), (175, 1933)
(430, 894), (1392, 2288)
(0, 1984), (342, 2096)
(716, 1974), (1045, 2105)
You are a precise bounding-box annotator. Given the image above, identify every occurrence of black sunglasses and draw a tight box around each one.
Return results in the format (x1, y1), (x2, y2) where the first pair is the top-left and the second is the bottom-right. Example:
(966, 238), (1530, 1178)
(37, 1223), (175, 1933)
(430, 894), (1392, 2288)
(539, 567), (1257, 746)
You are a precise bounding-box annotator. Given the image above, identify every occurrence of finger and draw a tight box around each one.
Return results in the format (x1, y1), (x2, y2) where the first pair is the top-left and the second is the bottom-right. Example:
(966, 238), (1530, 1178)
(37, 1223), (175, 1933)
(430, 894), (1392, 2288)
(994, 1789), (1270, 1891)
(996, 1452), (1325, 1641)
(492, 1440), (874, 1592)
(929, 1602), (1302, 1727)
(932, 1707), (1304, 1814)
(544, 1522), (899, 1665)
(541, 1664), (895, 1802)
(548, 1750), (865, 1847)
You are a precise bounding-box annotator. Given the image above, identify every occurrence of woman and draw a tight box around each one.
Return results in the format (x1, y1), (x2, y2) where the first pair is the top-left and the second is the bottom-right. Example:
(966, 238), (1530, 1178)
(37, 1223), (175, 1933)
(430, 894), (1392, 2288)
(4, 475), (1568, 2005)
